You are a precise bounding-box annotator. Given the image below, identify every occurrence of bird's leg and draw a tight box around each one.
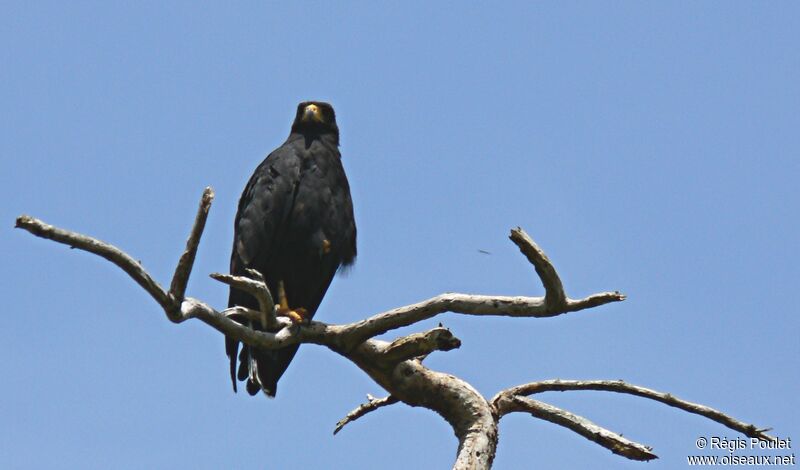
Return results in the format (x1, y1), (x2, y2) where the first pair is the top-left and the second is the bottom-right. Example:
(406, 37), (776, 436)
(276, 280), (308, 324)
(278, 280), (289, 311)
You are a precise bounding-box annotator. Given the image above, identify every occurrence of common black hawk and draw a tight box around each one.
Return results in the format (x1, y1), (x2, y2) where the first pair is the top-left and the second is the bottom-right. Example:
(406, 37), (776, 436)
(226, 101), (357, 397)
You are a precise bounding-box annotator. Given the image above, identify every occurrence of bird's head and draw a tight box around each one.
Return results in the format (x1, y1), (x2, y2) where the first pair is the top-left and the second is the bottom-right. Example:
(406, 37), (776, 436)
(291, 101), (338, 137)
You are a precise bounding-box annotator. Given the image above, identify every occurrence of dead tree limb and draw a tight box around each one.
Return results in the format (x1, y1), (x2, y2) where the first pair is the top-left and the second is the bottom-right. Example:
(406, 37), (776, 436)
(491, 379), (775, 442)
(15, 187), (772, 469)
(494, 395), (658, 461)
(334, 394), (399, 435)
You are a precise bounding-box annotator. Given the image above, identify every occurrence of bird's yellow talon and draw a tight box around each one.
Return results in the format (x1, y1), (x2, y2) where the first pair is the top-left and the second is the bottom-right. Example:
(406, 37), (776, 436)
(276, 280), (308, 324)
(277, 306), (307, 324)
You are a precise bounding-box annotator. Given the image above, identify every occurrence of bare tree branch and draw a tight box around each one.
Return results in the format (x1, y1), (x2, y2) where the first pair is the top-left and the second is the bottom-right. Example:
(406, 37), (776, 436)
(334, 394), (399, 435)
(16, 187), (773, 470)
(492, 379), (775, 443)
(509, 227), (567, 308)
(180, 297), (317, 349)
(15, 208), (623, 350)
(169, 187), (214, 308)
(15, 214), (176, 315)
(221, 306), (264, 323)
(346, 358), (498, 470)
(339, 289), (625, 345)
(495, 395), (657, 461)
(209, 271), (277, 330)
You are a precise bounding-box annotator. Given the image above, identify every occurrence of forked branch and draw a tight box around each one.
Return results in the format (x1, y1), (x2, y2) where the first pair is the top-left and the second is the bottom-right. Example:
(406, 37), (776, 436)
(492, 379), (775, 443)
(15, 187), (772, 470)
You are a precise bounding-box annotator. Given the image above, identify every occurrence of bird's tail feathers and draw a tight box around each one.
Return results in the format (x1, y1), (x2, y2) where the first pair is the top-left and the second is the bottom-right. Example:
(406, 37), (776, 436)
(241, 346), (276, 398)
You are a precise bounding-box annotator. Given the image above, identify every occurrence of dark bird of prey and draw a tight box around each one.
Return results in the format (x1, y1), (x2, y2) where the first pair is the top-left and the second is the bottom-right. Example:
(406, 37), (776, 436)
(226, 101), (357, 397)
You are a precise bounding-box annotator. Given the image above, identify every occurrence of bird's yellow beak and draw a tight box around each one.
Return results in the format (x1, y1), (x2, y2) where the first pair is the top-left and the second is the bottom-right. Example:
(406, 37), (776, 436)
(302, 104), (323, 123)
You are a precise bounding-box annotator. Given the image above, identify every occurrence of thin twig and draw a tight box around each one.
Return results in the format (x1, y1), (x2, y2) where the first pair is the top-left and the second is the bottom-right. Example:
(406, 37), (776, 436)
(334, 395), (399, 435)
(169, 187), (214, 306)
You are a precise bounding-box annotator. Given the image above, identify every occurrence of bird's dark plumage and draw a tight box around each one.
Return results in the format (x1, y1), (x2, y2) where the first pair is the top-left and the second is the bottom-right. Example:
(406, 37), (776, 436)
(227, 101), (356, 397)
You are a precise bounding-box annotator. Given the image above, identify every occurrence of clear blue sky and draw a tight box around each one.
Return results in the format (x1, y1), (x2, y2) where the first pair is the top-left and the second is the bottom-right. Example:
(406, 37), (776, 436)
(2, 2), (798, 469)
